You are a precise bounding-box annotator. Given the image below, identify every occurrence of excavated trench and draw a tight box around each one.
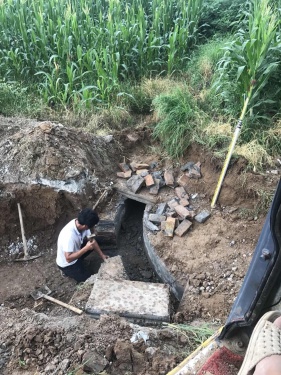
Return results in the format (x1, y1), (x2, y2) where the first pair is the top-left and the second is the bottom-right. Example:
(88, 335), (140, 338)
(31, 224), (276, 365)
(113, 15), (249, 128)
(116, 199), (160, 283)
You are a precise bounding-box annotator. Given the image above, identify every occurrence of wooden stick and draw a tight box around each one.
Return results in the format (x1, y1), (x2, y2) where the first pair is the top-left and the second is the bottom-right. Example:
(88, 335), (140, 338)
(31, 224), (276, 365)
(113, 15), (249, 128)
(43, 295), (83, 315)
(17, 203), (29, 258)
(93, 190), (108, 210)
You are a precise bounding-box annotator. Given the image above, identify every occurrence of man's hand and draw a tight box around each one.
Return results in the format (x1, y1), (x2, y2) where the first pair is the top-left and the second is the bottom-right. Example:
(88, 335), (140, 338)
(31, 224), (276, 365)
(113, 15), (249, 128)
(84, 240), (96, 251)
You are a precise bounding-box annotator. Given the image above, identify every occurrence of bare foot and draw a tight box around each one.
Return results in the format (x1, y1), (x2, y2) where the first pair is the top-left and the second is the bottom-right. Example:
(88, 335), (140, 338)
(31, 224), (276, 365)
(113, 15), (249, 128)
(254, 316), (281, 374)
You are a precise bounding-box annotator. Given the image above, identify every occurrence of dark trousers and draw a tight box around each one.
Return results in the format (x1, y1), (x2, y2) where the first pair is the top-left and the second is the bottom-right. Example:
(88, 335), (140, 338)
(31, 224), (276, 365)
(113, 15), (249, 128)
(58, 250), (92, 283)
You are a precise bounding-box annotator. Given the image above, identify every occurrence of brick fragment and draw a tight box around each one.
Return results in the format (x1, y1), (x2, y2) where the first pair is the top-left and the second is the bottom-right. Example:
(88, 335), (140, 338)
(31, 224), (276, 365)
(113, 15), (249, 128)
(177, 174), (189, 190)
(179, 198), (189, 207)
(163, 217), (176, 237)
(132, 163), (150, 170)
(127, 175), (145, 194)
(144, 174), (155, 187)
(118, 163), (131, 173)
(174, 205), (192, 219)
(149, 179), (160, 195)
(164, 170), (174, 187)
(148, 214), (166, 223)
(175, 186), (189, 199)
(175, 219), (192, 237)
(136, 169), (149, 176)
(167, 198), (179, 209)
(117, 170), (132, 179)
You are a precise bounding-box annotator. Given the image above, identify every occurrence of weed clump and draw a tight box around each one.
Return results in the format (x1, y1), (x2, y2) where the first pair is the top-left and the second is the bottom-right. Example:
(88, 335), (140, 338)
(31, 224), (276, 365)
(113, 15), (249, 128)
(152, 88), (204, 159)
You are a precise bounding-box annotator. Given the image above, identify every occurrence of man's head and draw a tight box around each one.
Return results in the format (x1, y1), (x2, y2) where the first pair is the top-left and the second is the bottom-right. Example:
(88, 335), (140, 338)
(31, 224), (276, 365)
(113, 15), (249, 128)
(77, 208), (99, 229)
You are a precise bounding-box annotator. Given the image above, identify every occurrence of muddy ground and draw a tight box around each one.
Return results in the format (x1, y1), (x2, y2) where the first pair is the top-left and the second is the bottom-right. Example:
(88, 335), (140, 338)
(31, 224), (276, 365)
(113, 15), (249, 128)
(0, 115), (280, 375)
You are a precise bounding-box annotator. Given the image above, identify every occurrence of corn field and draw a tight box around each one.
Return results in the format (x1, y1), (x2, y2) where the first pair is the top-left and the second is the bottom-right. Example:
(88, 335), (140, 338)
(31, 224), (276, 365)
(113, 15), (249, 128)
(0, 0), (203, 107)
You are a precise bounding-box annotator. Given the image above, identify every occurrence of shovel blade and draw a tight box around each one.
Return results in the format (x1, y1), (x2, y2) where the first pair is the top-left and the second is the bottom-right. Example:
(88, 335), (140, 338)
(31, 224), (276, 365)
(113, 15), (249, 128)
(30, 285), (52, 300)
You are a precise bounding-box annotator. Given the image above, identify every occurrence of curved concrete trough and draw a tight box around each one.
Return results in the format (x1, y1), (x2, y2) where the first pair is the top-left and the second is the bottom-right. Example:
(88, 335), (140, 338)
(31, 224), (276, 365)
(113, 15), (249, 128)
(115, 198), (184, 300)
(143, 209), (184, 301)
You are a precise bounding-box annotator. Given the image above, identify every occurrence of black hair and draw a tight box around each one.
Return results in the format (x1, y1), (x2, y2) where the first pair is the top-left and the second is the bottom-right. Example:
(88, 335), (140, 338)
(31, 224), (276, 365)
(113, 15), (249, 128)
(77, 208), (99, 228)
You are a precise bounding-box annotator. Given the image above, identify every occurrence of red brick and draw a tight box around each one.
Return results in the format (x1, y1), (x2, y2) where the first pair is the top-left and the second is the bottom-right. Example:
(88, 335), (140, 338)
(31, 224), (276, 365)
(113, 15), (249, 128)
(164, 170), (174, 187)
(175, 186), (189, 199)
(177, 174), (189, 190)
(163, 217), (176, 237)
(179, 198), (189, 207)
(167, 198), (179, 209)
(149, 179), (160, 195)
(117, 170), (132, 179)
(144, 174), (155, 187)
(174, 205), (191, 219)
(175, 220), (192, 237)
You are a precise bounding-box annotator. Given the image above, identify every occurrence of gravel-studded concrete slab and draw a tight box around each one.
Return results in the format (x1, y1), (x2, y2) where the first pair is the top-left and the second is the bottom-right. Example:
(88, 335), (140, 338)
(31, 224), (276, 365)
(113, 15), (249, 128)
(98, 255), (128, 281)
(85, 279), (170, 323)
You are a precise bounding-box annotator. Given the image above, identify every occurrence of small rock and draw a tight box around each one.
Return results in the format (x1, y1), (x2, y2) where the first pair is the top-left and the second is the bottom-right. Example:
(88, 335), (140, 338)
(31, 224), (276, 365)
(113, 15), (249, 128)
(195, 210), (211, 223)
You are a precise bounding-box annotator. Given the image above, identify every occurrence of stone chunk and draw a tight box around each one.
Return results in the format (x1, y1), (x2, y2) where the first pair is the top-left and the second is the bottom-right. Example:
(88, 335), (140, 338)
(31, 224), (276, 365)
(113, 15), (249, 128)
(144, 174), (155, 187)
(181, 161), (201, 178)
(195, 210), (211, 223)
(164, 170), (175, 187)
(149, 178), (160, 195)
(148, 214), (166, 223)
(117, 170), (132, 179)
(144, 218), (160, 232)
(119, 163), (131, 173)
(83, 351), (109, 373)
(156, 202), (167, 215)
(162, 217), (176, 237)
(127, 175), (145, 193)
(175, 220), (192, 237)
(175, 186), (189, 199)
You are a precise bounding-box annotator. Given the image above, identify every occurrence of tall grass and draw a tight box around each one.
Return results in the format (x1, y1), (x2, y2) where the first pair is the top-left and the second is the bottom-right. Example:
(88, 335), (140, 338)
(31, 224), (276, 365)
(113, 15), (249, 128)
(0, 0), (204, 108)
(152, 88), (204, 158)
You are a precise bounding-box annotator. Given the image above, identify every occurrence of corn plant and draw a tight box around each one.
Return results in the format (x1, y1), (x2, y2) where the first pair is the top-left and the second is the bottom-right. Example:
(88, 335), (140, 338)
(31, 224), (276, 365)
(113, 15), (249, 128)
(214, 0), (280, 115)
(0, 0), (204, 108)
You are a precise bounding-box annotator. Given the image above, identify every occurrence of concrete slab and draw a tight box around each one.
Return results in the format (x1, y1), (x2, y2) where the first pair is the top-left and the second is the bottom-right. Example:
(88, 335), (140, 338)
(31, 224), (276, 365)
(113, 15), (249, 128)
(85, 279), (170, 323)
(98, 255), (128, 281)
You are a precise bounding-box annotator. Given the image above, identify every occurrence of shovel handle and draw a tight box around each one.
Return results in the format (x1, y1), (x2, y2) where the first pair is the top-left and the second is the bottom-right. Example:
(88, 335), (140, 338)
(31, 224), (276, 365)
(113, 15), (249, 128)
(43, 295), (83, 315)
(17, 203), (29, 258)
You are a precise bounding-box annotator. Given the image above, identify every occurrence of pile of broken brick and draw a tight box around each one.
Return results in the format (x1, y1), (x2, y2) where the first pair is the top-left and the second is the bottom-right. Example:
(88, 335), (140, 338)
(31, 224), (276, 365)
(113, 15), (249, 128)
(117, 161), (211, 238)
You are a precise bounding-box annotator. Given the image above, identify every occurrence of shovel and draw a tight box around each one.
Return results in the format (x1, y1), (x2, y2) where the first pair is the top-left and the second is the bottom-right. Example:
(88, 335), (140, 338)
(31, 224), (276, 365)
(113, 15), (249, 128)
(30, 285), (83, 315)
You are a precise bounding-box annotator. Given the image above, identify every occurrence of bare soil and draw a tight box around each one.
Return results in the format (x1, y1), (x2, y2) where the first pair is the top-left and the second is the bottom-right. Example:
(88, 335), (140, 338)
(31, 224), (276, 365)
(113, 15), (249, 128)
(0, 115), (280, 375)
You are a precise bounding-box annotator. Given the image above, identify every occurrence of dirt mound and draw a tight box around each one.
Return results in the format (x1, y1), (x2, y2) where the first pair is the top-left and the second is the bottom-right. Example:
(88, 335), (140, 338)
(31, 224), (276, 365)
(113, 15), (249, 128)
(0, 120), (122, 237)
(0, 307), (188, 375)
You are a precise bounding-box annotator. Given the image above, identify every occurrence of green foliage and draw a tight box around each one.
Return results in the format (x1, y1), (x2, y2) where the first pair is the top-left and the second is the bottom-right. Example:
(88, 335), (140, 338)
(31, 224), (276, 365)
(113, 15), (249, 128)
(152, 89), (204, 158)
(200, 0), (245, 38)
(0, 80), (45, 116)
(0, 0), (204, 109)
(167, 322), (215, 349)
(214, 0), (281, 117)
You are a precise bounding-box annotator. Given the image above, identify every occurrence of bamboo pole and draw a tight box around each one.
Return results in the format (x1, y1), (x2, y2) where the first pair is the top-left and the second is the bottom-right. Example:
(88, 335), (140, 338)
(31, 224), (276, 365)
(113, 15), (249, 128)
(211, 89), (253, 208)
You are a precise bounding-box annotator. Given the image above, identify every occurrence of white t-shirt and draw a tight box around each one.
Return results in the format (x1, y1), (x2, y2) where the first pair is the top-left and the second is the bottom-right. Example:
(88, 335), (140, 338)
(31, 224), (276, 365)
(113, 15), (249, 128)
(56, 219), (91, 268)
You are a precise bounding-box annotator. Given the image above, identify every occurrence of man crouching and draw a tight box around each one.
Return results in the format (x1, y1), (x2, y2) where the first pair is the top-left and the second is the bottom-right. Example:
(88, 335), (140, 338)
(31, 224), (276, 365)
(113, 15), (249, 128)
(56, 208), (108, 282)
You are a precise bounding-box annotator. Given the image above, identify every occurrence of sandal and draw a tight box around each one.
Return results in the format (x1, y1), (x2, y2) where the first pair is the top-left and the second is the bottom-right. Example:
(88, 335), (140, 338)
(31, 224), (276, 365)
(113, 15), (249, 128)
(238, 310), (281, 375)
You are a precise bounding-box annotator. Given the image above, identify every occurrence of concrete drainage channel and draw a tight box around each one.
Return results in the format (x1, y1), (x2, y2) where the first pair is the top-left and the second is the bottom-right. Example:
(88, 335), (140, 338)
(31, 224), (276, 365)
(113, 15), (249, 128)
(84, 198), (182, 324)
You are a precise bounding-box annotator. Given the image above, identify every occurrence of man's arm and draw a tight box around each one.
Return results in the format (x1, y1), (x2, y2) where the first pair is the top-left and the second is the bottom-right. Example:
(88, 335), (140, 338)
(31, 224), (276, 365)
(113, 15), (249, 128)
(64, 239), (107, 263)
(90, 238), (108, 261)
